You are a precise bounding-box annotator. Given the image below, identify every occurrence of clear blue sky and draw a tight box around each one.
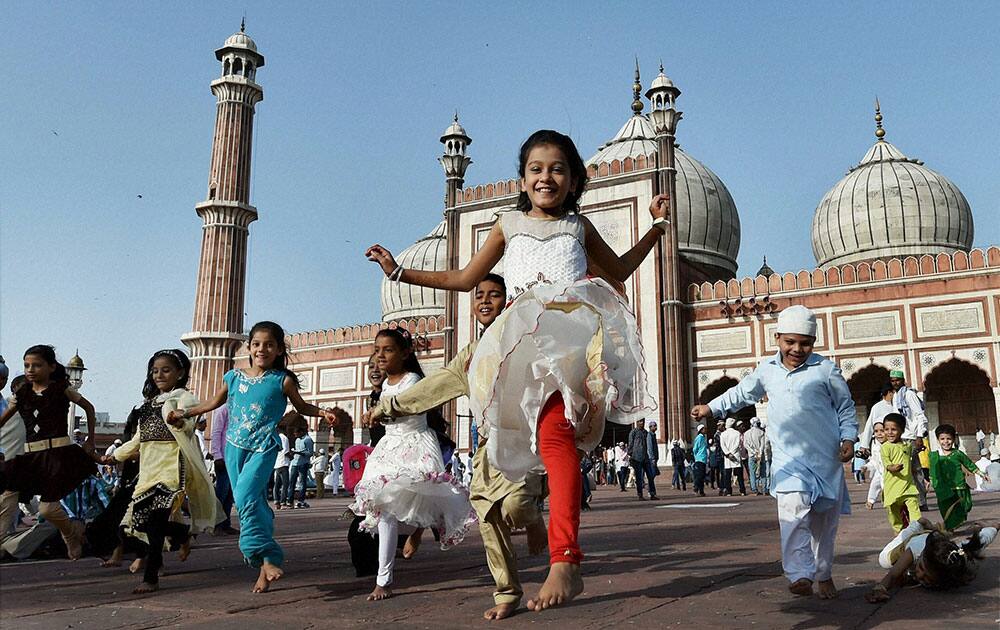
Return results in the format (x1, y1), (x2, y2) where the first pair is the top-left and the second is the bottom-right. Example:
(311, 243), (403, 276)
(2, 2), (997, 420)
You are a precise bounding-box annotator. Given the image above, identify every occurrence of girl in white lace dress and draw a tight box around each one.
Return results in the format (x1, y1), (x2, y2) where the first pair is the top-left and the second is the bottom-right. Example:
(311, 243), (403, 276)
(350, 328), (476, 602)
(366, 130), (670, 610)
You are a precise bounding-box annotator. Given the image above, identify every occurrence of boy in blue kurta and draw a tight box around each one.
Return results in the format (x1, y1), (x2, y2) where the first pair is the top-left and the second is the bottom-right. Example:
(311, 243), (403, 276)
(692, 305), (857, 600)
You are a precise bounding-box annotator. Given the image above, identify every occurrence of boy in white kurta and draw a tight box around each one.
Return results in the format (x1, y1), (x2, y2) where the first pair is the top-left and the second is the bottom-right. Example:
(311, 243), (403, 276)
(692, 305), (857, 599)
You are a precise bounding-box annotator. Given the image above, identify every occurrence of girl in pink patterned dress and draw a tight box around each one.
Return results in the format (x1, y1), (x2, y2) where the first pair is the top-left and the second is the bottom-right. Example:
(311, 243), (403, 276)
(349, 328), (476, 602)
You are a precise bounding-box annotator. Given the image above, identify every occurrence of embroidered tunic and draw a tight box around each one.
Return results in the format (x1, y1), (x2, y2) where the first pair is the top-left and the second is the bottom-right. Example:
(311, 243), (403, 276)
(224, 369), (287, 453)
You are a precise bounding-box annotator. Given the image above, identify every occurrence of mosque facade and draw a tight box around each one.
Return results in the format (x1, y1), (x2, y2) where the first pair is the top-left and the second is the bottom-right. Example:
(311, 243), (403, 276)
(186, 29), (1000, 453)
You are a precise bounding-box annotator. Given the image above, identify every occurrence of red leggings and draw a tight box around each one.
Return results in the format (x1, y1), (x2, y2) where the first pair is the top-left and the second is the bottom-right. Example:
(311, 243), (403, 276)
(538, 393), (583, 564)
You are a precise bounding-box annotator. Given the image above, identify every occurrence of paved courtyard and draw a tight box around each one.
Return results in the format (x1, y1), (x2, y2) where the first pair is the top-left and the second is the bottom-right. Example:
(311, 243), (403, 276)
(1, 482), (997, 629)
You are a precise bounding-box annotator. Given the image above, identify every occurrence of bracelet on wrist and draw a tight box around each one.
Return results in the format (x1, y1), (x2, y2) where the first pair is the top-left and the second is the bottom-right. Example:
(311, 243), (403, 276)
(652, 217), (669, 234)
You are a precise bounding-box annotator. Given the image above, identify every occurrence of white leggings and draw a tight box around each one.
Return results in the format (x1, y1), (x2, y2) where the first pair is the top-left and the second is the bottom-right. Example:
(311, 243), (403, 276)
(376, 516), (398, 587)
(867, 472), (883, 505)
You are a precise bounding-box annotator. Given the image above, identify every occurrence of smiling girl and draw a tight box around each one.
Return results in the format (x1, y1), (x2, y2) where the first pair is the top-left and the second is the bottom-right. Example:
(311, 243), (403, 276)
(108, 349), (221, 594)
(0, 345), (99, 560)
(167, 321), (342, 593)
(350, 328), (475, 602)
(929, 424), (988, 531)
(366, 130), (666, 609)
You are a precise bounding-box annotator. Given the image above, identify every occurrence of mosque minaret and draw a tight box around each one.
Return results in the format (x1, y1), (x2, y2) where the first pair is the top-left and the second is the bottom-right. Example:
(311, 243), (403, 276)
(182, 22), (265, 400)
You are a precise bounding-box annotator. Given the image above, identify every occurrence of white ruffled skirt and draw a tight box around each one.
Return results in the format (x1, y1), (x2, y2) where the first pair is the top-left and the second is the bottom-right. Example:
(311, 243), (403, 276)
(469, 277), (655, 482)
(349, 418), (476, 549)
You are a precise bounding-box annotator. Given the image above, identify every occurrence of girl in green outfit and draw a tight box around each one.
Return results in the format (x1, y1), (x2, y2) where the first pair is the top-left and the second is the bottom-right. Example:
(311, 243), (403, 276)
(929, 424), (989, 531)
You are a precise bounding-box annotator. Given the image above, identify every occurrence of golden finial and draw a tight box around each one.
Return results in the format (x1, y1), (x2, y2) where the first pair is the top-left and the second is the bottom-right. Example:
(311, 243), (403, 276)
(632, 57), (643, 115)
(874, 96), (885, 139)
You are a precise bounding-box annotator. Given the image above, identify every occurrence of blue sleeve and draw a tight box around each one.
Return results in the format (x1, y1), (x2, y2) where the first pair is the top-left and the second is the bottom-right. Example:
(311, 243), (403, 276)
(708, 365), (766, 418)
(828, 365), (859, 442)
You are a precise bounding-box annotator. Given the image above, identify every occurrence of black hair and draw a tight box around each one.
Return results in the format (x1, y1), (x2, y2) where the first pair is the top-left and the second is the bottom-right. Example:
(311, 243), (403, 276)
(374, 328), (424, 377)
(10, 375), (26, 391)
(142, 349), (192, 399)
(880, 383), (895, 397)
(934, 424), (957, 439)
(921, 528), (986, 589)
(478, 273), (506, 292)
(22, 345), (68, 384)
(248, 321), (299, 387)
(882, 412), (906, 431)
(515, 130), (588, 214)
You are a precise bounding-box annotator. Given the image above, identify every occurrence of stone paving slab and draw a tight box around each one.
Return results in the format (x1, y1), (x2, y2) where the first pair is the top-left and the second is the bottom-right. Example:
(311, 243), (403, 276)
(1, 484), (997, 629)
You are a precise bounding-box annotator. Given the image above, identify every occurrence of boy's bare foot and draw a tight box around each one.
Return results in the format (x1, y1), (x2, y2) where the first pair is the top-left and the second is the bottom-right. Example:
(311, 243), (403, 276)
(252, 562), (283, 593)
(866, 501), (874, 510)
(178, 539), (192, 562)
(367, 585), (393, 601)
(526, 518), (547, 556)
(133, 581), (158, 594)
(402, 528), (424, 559)
(483, 602), (517, 620)
(816, 579), (838, 599)
(788, 578), (813, 596)
(129, 557), (146, 574)
(526, 562), (584, 611)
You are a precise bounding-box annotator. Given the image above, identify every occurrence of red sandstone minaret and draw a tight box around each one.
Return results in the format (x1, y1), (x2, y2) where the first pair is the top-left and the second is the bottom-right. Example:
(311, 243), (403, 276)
(182, 21), (264, 400)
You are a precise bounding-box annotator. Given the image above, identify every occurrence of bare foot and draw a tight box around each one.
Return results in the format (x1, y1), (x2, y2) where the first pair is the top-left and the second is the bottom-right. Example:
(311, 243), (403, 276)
(101, 545), (124, 567)
(133, 581), (159, 594)
(252, 562), (283, 593)
(483, 602), (517, 620)
(526, 562), (584, 611)
(816, 579), (838, 599)
(367, 585), (393, 601)
(866, 501), (874, 510)
(178, 539), (192, 562)
(788, 578), (813, 596)
(526, 518), (547, 556)
(402, 528), (424, 559)
(63, 520), (86, 561)
(129, 557), (146, 574)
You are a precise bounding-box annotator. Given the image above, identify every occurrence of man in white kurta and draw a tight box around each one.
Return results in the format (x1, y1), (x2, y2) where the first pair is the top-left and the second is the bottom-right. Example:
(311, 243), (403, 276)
(692, 305), (857, 599)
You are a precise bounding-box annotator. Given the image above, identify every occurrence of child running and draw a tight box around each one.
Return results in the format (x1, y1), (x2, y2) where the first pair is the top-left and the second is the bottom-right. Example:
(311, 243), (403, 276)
(0, 345), (99, 560)
(166, 321), (341, 593)
(350, 327), (476, 602)
(865, 517), (997, 602)
(881, 413), (922, 533)
(865, 421), (885, 510)
(364, 274), (548, 619)
(366, 130), (665, 609)
(691, 305), (857, 599)
(106, 349), (222, 593)
(929, 424), (989, 531)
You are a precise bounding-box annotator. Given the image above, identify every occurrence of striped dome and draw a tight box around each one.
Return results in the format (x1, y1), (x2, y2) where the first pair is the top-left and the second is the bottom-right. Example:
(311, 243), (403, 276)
(811, 138), (973, 267)
(380, 221), (447, 321)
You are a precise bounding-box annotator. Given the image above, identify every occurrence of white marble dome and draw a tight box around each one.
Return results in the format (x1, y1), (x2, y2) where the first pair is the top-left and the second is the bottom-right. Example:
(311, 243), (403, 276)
(381, 221), (447, 321)
(224, 31), (258, 53)
(588, 114), (740, 275)
(811, 136), (974, 268)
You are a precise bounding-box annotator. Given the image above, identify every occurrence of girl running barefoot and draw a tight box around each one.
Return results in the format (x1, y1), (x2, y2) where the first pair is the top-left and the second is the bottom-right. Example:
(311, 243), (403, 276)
(167, 321), (342, 593)
(0, 345), (100, 560)
(929, 424), (989, 531)
(351, 328), (476, 602)
(366, 130), (664, 610)
(865, 517), (997, 602)
(107, 349), (222, 594)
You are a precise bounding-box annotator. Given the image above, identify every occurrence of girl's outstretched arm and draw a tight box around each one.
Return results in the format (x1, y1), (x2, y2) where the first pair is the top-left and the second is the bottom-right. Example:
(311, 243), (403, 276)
(366, 222), (505, 292)
(168, 386), (228, 424)
(581, 193), (670, 282)
(283, 377), (343, 426)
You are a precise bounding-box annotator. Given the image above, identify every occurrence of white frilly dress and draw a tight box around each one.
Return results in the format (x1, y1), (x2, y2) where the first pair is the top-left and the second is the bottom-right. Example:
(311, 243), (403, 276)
(470, 211), (656, 482)
(350, 373), (476, 548)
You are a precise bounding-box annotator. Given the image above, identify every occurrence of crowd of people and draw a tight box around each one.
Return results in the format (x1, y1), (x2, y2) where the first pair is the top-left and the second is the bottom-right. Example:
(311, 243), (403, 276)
(1, 130), (997, 616)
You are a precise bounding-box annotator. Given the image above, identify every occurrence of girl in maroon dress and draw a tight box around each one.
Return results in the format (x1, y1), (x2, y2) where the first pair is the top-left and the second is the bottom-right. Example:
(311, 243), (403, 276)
(0, 345), (99, 559)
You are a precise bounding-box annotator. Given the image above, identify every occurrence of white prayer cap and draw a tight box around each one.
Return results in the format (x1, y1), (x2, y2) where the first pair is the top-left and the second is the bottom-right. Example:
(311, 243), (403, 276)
(776, 305), (817, 337)
(696, 424), (705, 432)
(725, 418), (736, 429)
